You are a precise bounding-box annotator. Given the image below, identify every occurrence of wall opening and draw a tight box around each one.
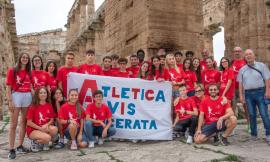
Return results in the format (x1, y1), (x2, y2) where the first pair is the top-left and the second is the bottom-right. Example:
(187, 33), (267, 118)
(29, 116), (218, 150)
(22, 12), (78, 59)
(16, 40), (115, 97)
(213, 26), (225, 65)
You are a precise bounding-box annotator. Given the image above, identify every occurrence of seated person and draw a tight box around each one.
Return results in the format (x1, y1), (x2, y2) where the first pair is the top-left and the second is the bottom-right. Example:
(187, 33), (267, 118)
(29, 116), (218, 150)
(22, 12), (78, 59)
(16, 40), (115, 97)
(84, 90), (116, 148)
(194, 84), (237, 146)
(26, 87), (58, 152)
(173, 85), (198, 144)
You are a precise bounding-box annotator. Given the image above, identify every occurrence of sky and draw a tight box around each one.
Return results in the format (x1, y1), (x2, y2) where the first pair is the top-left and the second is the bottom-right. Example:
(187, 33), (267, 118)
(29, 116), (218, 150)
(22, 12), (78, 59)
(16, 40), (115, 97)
(14, 0), (224, 60)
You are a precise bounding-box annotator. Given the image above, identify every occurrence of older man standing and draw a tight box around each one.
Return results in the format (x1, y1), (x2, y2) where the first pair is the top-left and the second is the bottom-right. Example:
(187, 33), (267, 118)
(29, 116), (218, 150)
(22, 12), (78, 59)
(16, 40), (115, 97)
(238, 49), (270, 144)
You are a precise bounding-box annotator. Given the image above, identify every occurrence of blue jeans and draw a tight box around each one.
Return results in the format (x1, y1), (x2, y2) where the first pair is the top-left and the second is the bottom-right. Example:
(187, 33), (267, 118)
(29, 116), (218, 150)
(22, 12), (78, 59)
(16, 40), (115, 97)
(84, 120), (116, 142)
(245, 87), (270, 136)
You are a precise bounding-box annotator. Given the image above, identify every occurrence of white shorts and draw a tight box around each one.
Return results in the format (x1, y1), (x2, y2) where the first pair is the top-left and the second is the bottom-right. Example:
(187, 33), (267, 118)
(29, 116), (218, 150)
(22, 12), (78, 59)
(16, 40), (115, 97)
(12, 92), (32, 108)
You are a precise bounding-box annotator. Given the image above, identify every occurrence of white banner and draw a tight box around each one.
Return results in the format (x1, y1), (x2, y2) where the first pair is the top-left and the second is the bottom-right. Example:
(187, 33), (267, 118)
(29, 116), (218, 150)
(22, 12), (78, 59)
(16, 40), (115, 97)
(68, 72), (173, 140)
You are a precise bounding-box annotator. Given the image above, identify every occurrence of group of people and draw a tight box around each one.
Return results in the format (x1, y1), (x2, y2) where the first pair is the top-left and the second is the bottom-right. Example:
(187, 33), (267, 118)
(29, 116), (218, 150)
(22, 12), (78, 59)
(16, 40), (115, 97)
(5, 47), (270, 160)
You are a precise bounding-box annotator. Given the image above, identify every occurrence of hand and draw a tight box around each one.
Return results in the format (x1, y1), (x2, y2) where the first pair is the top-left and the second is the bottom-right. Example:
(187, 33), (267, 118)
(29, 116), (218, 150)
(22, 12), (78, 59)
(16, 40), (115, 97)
(8, 100), (15, 112)
(172, 81), (177, 86)
(221, 96), (228, 105)
(102, 129), (108, 138)
(239, 95), (244, 104)
(99, 121), (106, 128)
(217, 118), (224, 130)
(180, 109), (185, 114)
(157, 78), (165, 82)
(173, 97), (179, 107)
(41, 124), (49, 133)
(128, 71), (133, 76)
(70, 120), (77, 126)
(265, 91), (270, 99)
(77, 133), (82, 142)
(195, 130), (201, 137)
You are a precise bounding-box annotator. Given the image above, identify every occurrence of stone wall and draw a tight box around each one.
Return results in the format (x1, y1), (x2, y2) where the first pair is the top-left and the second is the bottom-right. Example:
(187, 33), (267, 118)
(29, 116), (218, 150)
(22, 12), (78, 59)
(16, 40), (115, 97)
(0, 0), (17, 120)
(17, 29), (66, 65)
(225, 0), (270, 65)
(202, 0), (225, 55)
(104, 0), (204, 59)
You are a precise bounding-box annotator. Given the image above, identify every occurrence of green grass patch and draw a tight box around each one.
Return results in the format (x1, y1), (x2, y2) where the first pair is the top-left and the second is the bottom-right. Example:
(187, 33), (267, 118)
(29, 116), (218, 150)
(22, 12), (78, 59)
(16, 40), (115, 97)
(0, 116), (10, 134)
(211, 154), (242, 162)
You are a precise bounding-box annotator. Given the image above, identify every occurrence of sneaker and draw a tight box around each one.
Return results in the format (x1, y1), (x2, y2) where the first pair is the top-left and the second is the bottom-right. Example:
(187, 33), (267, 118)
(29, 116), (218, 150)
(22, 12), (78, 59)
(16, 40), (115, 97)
(54, 141), (65, 149)
(16, 145), (30, 154)
(70, 142), (78, 150)
(89, 141), (95, 148)
(213, 134), (220, 146)
(98, 138), (104, 145)
(186, 135), (193, 144)
(131, 139), (138, 143)
(43, 144), (50, 151)
(219, 133), (230, 146)
(31, 141), (41, 153)
(8, 149), (16, 160)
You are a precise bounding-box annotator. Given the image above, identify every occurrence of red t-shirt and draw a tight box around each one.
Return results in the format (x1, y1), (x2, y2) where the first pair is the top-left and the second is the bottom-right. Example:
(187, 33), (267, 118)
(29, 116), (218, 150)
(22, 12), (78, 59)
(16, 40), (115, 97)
(202, 69), (220, 94)
(48, 74), (57, 92)
(192, 95), (206, 110)
(26, 103), (55, 136)
(6, 68), (32, 92)
(115, 71), (130, 78)
(58, 103), (86, 131)
(57, 66), (78, 97)
(220, 68), (235, 100)
(200, 96), (230, 124)
(200, 60), (217, 72)
(153, 68), (169, 80)
(111, 67), (120, 73)
(177, 63), (183, 69)
(139, 74), (154, 80)
(175, 97), (197, 121)
(85, 103), (112, 126)
(231, 59), (246, 89)
(31, 70), (50, 90)
(167, 67), (186, 83)
(127, 66), (140, 78)
(77, 64), (103, 75)
(103, 69), (116, 77)
(184, 70), (197, 92)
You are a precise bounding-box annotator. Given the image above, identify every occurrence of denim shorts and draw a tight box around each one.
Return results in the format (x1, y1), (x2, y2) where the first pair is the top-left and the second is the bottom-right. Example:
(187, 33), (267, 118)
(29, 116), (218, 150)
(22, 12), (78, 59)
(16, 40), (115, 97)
(12, 92), (32, 108)
(201, 121), (226, 137)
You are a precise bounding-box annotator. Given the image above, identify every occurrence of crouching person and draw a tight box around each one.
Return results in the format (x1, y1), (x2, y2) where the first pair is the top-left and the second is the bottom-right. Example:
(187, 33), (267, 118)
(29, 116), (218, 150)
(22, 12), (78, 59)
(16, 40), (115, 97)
(194, 84), (237, 146)
(173, 85), (198, 144)
(26, 87), (58, 152)
(58, 89), (87, 150)
(84, 90), (116, 148)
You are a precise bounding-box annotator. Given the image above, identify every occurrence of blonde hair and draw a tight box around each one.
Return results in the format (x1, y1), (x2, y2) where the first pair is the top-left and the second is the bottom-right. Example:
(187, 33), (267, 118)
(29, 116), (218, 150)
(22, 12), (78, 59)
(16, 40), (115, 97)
(165, 53), (180, 73)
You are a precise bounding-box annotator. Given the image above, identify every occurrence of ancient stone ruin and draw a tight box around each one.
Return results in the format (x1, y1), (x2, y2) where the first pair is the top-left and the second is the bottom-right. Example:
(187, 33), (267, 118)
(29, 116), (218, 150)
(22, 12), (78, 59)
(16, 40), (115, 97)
(0, 0), (270, 119)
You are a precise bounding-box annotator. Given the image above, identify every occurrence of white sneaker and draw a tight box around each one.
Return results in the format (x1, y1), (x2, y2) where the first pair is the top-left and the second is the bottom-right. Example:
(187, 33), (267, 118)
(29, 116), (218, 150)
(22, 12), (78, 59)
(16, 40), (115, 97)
(98, 138), (103, 145)
(131, 139), (138, 143)
(43, 144), (50, 151)
(186, 135), (193, 144)
(88, 141), (95, 148)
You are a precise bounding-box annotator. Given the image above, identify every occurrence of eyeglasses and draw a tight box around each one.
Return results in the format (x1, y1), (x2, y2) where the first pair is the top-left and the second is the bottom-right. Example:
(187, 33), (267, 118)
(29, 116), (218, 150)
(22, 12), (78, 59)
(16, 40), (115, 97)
(195, 89), (203, 93)
(221, 61), (228, 63)
(209, 89), (218, 91)
(21, 56), (29, 59)
(33, 59), (41, 62)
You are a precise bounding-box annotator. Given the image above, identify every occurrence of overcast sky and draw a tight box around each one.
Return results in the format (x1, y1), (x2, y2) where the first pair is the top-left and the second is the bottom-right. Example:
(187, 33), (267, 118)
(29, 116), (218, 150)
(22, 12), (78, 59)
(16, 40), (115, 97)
(14, 0), (104, 34)
(14, 0), (224, 60)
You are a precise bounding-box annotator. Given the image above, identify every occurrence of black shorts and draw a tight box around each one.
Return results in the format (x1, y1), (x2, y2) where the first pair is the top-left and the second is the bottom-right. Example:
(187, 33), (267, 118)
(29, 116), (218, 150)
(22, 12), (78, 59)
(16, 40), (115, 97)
(201, 121), (226, 137)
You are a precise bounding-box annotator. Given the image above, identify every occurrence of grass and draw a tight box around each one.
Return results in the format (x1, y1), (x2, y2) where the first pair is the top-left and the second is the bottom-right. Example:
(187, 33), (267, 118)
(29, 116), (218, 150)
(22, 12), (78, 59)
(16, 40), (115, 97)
(211, 154), (242, 162)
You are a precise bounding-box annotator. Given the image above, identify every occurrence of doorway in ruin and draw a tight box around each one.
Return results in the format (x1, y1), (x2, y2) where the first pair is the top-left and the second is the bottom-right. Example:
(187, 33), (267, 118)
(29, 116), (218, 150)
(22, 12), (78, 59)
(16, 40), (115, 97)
(213, 26), (225, 65)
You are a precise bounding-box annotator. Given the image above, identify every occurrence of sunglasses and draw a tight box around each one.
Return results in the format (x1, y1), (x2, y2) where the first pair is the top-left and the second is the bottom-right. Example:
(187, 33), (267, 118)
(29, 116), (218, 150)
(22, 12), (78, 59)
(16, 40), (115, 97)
(209, 89), (218, 91)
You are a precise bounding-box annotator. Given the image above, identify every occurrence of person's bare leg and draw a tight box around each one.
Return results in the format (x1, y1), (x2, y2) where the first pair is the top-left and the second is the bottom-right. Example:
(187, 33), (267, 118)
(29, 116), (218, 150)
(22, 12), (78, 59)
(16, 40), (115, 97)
(18, 108), (28, 146)
(8, 109), (20, 149)
(223, 116), (237, 138)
